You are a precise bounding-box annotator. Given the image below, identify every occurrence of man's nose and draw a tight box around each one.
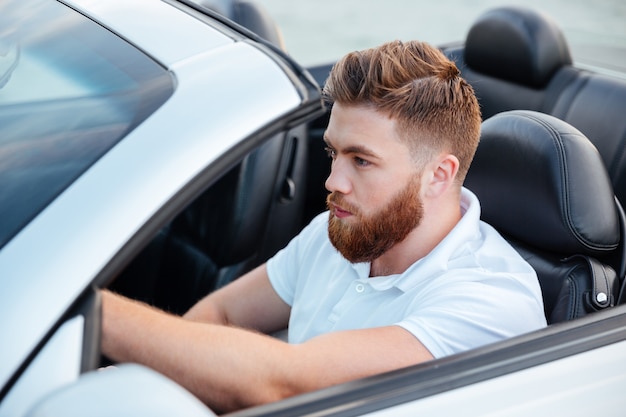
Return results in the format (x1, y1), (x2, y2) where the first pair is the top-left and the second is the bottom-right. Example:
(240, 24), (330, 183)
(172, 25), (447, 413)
(325, 160), (351, 194)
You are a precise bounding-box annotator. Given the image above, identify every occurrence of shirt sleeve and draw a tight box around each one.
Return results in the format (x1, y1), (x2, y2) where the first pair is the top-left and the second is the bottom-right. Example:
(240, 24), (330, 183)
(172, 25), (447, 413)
(396, 273), (547, 358)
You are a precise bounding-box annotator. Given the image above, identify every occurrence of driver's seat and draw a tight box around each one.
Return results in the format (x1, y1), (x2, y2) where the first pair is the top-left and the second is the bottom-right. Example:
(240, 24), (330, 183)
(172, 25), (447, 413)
(465, 110), (626, 323)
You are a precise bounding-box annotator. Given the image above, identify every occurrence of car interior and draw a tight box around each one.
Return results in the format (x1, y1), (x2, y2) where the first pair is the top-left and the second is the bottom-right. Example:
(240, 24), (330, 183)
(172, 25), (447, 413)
(110, 1), (626, 344)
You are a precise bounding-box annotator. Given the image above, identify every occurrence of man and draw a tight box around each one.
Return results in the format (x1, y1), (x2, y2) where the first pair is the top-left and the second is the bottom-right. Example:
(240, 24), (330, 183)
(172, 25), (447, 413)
(102, 40), (546, 413)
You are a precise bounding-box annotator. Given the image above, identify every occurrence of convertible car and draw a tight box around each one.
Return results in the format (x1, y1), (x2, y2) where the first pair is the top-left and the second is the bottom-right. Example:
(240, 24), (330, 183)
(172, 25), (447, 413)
(1, 0), (626, 416)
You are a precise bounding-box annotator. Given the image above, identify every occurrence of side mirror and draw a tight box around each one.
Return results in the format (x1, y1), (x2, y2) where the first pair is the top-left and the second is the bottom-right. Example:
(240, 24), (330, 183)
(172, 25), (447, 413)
(25, 364), (217, 417)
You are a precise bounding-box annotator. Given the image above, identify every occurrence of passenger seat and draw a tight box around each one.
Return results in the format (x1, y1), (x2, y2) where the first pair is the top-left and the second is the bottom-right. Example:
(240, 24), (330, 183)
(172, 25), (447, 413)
(465, 110), (626, 323)
(443, 6), (626, 207)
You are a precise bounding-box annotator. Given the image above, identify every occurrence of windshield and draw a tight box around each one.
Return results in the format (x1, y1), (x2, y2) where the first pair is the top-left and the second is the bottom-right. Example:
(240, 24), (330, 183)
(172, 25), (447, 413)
(0, 0), (174, 249)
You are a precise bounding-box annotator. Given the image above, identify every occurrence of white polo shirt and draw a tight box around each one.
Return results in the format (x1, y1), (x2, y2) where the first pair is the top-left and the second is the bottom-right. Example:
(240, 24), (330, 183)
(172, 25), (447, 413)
(267, 188), (546, 358)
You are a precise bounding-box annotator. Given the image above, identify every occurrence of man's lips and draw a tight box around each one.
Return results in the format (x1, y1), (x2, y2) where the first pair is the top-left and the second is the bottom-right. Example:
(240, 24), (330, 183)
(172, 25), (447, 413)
(331, 203), (352, 219)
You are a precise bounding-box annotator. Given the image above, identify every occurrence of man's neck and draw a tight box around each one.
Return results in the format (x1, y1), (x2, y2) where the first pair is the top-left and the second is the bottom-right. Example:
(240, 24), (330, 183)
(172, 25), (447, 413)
(369, 196), (462, 277)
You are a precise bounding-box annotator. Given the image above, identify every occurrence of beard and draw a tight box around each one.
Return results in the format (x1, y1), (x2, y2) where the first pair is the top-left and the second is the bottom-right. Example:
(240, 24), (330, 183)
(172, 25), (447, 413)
(327, 176), (424, 263)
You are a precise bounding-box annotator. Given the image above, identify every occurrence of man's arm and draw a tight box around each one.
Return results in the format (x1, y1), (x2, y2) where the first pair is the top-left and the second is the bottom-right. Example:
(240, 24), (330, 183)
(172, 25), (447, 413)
(182, 264), (291, 334)
(101, 282), (433, 413)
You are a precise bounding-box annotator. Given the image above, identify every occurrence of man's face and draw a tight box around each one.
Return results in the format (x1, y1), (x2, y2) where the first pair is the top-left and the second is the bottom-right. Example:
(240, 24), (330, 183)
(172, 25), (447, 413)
(324, 103), (424, 263)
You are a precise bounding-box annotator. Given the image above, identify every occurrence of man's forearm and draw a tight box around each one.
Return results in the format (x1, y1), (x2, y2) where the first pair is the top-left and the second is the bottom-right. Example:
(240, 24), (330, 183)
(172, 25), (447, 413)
(101, 290), (298, 412)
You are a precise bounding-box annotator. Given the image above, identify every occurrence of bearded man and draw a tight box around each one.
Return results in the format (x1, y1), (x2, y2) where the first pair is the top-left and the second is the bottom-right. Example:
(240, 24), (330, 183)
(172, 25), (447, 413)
(101, 40), (547, 413)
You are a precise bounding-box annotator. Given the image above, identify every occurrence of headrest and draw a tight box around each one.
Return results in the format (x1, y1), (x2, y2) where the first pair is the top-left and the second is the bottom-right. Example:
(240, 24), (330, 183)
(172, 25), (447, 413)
(465, 110), (620, 256)
(232, 0), (285, 49)
(196, 0), (285, 50)
(464, 7), (572, 88)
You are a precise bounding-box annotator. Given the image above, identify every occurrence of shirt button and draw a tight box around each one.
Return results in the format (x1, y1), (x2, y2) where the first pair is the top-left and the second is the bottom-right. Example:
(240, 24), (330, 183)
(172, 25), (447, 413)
(355, 283), (365, 293)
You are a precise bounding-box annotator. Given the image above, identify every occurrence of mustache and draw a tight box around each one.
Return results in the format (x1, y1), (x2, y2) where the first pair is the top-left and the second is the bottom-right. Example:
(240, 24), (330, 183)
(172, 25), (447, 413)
(326, 192), (359, 215)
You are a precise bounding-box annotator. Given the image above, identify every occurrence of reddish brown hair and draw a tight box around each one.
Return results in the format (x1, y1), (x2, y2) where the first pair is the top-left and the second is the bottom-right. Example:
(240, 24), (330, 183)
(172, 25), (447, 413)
(322, 40), (481, 183)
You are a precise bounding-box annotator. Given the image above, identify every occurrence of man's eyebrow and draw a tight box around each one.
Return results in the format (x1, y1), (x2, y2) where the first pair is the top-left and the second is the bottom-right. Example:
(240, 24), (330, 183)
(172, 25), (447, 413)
(343, 145), (381, 159)
(323, 134), (381, 159)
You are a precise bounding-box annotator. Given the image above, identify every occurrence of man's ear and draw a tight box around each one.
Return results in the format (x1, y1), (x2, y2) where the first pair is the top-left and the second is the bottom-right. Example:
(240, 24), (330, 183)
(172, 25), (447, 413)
(424, 154), (459, 198)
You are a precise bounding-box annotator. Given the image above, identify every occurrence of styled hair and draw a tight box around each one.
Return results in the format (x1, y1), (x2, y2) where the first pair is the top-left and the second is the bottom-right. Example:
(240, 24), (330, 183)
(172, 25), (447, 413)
(322, 40), (481, 184)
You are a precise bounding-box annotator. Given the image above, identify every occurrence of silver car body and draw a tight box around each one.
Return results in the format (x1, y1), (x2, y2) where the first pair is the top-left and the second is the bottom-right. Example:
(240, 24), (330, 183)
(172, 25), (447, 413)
(0, 0), (307, 414)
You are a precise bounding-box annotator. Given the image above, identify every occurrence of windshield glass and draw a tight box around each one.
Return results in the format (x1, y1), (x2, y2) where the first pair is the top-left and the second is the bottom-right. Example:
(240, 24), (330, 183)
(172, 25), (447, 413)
(258, 0), (626, 74)
(0, 0), (174, 249)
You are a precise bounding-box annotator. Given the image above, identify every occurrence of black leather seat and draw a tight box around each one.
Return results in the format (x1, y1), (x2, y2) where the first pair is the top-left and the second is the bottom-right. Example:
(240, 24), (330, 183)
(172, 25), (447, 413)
(443, 6), (626, 210)
(465, 110), (625, 323)
(443, 6), (573, 120)
(193, 0), (285, 49)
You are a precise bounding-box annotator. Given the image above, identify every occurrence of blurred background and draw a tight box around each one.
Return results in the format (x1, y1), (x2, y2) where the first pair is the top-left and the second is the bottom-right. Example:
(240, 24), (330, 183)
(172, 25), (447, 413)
(256, 0), (626, 75)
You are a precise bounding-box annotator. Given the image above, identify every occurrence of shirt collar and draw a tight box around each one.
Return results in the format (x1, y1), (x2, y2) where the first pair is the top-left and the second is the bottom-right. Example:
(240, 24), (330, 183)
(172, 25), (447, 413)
(349, 187), (483, 292)
(396, 187), (482, 291)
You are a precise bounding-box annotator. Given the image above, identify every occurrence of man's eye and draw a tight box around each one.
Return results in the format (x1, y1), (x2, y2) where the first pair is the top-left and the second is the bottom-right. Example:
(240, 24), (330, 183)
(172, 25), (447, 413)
(324, 146), (336, 159)
(354, 157), (370, 167)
